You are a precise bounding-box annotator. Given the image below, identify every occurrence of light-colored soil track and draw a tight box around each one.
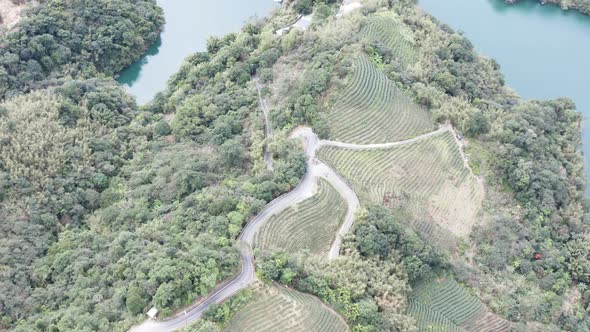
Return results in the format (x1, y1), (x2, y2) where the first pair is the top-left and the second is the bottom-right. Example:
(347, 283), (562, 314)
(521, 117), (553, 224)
(0, 0), (27, 29)
(255, 79), (274, 171)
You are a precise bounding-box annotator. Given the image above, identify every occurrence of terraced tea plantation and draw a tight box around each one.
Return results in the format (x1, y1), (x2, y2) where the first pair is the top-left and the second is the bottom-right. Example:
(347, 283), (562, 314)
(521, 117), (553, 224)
(317, 131), (483, 249)
(408, 277), (510, 332)
(408, 301), (462, 332)
(254, 179), (347, 255)
(361, 12), (418, 67)
(225, 284), (347, 332)
(327, 56), (432, 144)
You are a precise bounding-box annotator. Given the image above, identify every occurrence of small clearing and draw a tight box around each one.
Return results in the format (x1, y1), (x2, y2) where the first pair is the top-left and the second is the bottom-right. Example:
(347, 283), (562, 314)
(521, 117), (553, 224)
(0, 0), (27, 29)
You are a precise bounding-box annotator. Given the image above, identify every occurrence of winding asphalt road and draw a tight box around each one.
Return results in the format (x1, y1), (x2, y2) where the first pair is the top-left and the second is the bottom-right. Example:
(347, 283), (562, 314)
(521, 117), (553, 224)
(130, 77), (462, 332)
(129, 3), (481, 330)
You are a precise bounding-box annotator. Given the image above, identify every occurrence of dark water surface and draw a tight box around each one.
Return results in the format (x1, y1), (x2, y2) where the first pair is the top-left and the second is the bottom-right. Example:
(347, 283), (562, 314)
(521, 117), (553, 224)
(117, 0), (278, 104)
(418, 0), (590, 190)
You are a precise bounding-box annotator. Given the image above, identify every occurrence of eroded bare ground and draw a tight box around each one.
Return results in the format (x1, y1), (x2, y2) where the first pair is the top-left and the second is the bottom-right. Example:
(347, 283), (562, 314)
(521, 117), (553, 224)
(0, 0), (28, 30)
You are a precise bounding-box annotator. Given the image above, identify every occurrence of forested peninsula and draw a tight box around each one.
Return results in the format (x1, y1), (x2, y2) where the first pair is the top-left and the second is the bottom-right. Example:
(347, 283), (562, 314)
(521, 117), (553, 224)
(1, 0), (589, 331)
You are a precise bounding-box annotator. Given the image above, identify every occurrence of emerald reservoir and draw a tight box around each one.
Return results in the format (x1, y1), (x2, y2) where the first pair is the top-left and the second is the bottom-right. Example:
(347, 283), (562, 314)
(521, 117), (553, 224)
(419, 0), (590, 190)
(117, 0), (277, 104)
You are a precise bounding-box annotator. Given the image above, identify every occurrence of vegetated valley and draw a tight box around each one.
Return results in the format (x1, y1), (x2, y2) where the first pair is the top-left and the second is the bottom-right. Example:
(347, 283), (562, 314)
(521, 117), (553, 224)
(0, 0), (589, 331)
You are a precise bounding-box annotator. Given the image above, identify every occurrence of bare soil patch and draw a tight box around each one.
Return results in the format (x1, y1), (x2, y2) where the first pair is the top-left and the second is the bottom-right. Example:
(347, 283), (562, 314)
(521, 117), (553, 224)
(0, 0), (28, 29)
(429, 180), (483, 237)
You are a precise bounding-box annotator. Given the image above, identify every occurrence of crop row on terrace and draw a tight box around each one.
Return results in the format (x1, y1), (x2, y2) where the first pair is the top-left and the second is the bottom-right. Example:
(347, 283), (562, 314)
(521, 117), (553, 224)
(254, 178), (347, 256)
(224, 284), (347, 332)
(410, 277), (484, 325)
(317, 131), (483, 249)
(327, 56), (432, 144)
(361, 11), (418, 67)
(409, 277), (511, 332)
(408, 301), (462, 332)
(460, 311), (511, 332)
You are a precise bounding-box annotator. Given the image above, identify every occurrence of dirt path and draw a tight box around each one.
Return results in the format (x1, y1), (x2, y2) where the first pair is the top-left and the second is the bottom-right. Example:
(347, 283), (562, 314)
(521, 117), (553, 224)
(130, 128), (320, 332)
(0, 0), (27, 29)
(255, 79), (274, 171)
(320, 125), (451, 150)
(450, 126), (485, 199)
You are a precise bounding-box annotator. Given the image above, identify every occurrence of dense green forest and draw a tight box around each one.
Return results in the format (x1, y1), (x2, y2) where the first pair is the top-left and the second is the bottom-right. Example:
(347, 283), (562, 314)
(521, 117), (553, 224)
(0, 1), (308, 330)
(0, 0), (164, 99)
(2, 0), (590, 331)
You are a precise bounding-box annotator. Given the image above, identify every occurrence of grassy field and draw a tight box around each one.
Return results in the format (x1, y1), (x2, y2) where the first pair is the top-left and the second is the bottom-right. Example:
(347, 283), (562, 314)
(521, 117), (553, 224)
(224, 284), (347, 332)
(326, 56), (432, 144)
(318, 131), (483, 250)
(361, 11), (418, 67)
(408, 277), (510, 332)
(254, 179), (347, 256)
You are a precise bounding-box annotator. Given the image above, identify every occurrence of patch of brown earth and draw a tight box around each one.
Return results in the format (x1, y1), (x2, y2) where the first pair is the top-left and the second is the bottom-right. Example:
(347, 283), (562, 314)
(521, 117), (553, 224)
(428, 179), (483, 238)
(0, 0), (28, 30)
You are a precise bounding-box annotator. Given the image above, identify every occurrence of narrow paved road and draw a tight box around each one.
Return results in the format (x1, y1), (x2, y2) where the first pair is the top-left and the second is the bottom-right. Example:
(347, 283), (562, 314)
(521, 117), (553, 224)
(129, 128), (320, 332)
(130, 123), (469, 331)
(130, 244), (254, 332)
(319, 161), (360, 259)
(320, 125), (450, 150)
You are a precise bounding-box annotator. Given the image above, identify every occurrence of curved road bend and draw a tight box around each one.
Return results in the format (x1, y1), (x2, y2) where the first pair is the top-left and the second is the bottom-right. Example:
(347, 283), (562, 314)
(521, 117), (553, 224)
(130, 124), (466, 332)
(130, 244), (254, 332)
(130, 128), (320, 332)
(318, 161), (360, 259)
(130, 3), (467, 326)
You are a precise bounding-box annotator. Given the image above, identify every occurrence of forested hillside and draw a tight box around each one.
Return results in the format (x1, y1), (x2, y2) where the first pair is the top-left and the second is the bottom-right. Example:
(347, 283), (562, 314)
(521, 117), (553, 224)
(0, 0), (164, 99)
(2, 0), (590, 331)
(0, 2), (309, 330)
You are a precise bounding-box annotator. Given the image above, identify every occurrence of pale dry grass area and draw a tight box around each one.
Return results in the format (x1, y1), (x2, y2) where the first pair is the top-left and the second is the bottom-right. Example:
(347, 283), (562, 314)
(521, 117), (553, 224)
(429, 179), (484, 237)
(0, 0), (28, 29)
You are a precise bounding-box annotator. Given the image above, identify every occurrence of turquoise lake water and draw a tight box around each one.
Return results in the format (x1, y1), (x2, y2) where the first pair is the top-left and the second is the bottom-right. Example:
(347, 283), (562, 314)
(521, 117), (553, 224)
(117, 0), (278, 104)
(419, 0), (590, 191)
